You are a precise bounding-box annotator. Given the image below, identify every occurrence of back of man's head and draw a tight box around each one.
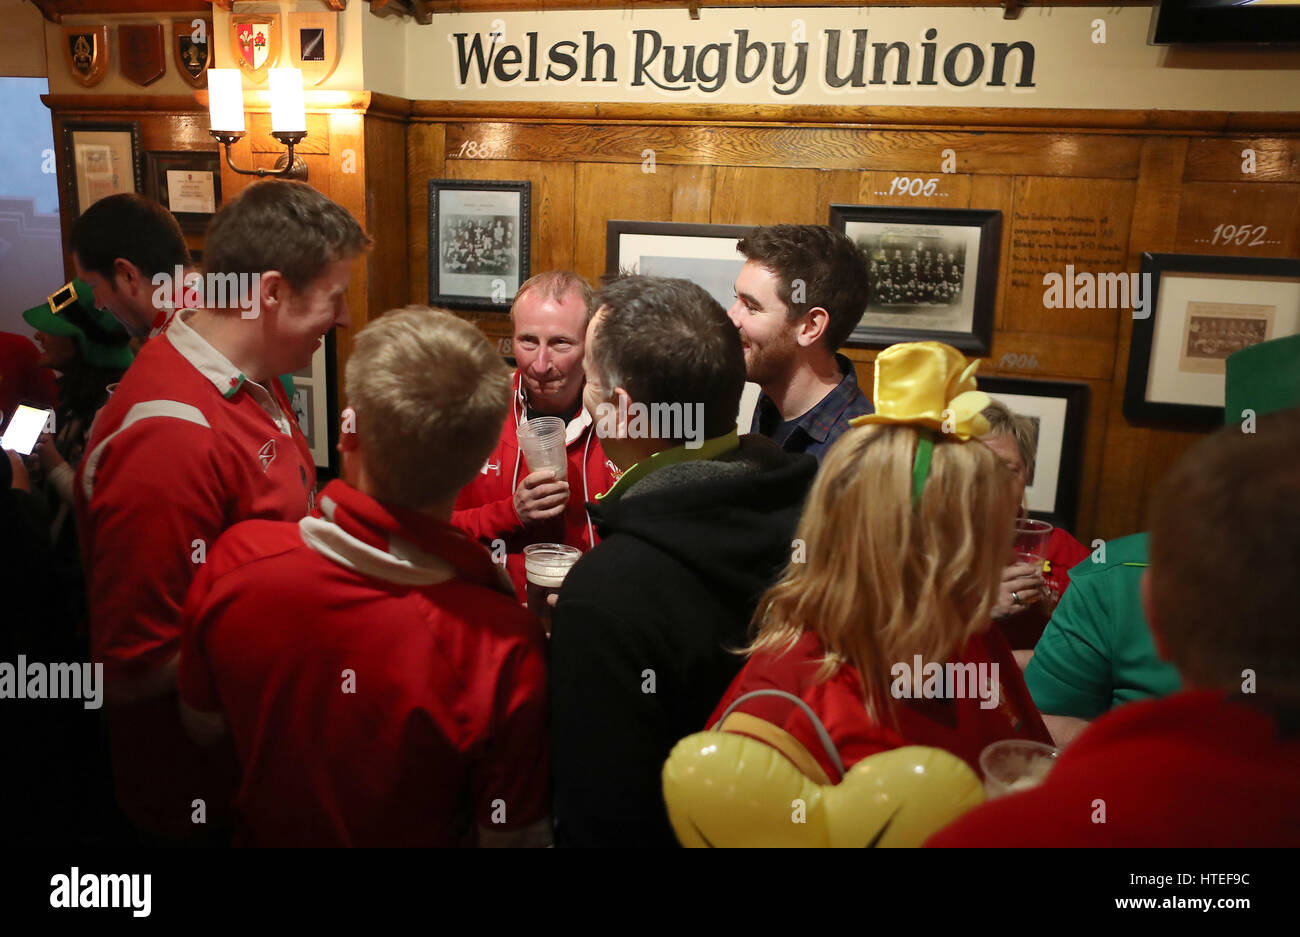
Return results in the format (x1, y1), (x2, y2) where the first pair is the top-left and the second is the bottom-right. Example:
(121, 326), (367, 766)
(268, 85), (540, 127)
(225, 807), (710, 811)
(592, 275), (745, 443)
(1148, 409), (1300, 693)
(345, 307), (512, 510)
(204, 181), (371, 292)
(70, 193), (189, 280)
(736, 224), (870, 352)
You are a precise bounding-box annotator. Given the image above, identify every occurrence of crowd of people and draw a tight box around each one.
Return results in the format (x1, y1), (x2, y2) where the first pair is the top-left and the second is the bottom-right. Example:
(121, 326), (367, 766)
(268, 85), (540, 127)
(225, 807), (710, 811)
(2, 181), (1297, 847)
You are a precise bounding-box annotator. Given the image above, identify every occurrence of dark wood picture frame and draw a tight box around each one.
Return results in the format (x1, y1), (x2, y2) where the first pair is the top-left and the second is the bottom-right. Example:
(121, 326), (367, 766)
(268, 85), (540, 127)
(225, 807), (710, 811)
(428, 179), (531, 310)
(605, 219), (756, 311)
(62, 120), (143, 218)
(829, 204), (1001, 355)
(145, 150), (222, 234)
(979, 375), (1090, 532)
(1124, 252), (1300, 427)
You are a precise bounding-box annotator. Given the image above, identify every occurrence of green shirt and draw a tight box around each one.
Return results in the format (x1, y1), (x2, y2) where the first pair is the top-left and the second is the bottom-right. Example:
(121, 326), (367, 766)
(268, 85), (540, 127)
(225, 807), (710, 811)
(1024, 533), (1182, 719)
(597, 429), (740, 503)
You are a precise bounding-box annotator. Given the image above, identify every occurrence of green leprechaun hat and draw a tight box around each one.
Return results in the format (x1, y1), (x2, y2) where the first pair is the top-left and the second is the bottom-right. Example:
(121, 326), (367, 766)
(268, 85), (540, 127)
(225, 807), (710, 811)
(22, 279), (134, 371)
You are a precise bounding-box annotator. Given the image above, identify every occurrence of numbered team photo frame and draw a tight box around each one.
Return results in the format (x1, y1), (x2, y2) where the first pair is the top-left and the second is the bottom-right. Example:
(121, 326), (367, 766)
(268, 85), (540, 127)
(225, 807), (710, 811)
(979, 376), (1090, 532)
(1124, 252), (1300, 426)
(428, 179), (531, 310)
(830, 204), (1001, 354)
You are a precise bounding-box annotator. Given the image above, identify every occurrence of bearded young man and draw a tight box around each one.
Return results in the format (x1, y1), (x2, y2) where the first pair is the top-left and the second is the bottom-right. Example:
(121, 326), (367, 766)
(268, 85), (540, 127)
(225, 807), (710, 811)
(728, 225), (873, 462)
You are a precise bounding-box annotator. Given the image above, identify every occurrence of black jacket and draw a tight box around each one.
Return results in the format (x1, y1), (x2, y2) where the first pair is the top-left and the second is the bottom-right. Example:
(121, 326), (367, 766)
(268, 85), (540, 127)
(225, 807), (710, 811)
(549, 435), (818, 847)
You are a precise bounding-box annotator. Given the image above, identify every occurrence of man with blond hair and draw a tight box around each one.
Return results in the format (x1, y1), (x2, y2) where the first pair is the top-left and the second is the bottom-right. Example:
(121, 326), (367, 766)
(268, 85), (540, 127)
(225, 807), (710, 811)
(452, 270), (617, 597)
(178, 307), (550, 847)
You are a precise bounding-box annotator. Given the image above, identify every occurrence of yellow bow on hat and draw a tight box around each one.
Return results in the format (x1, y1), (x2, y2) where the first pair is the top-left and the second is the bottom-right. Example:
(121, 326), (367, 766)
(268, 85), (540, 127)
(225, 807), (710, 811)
(850, 341), (991, 440)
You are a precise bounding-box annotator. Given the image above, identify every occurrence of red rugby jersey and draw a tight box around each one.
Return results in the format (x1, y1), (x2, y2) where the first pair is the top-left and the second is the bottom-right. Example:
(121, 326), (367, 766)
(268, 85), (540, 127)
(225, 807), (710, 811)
(927, 690), (1300, 847)
(179, 480), (550, 847)
(75, 311), (315, 835)
(709, 628), (1051, 781)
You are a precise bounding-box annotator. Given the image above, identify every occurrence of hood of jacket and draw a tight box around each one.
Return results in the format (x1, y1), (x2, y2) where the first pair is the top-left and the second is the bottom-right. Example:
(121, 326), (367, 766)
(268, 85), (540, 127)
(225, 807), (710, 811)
(587, 434), (818, 609)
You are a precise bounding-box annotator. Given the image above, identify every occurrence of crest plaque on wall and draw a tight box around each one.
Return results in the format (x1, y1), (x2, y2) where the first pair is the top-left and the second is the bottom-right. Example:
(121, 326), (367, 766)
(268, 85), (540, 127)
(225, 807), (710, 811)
(174, 17), (214, 88)
(230, 14), (281, 80)
(64, 26), (110, 88)
(119, 23), (167, 87)
(287, 12), (340, 86)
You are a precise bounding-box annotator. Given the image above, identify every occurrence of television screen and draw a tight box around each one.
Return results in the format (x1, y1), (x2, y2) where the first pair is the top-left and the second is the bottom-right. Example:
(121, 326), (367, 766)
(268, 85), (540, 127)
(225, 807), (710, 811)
(1150, 0), (1300, 44)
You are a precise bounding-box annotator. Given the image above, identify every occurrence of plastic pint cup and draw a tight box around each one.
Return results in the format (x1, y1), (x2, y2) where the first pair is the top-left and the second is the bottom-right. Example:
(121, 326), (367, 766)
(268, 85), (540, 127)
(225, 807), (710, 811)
(523, 543), (581, 635)
(517, 416), (569, 481)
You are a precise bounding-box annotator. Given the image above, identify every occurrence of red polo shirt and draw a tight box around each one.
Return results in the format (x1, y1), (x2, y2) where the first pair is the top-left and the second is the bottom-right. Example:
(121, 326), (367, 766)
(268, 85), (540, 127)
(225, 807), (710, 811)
(75, 310), (316, 836)
(179, 480), (550, 847)
(927, 690), (1300, 847)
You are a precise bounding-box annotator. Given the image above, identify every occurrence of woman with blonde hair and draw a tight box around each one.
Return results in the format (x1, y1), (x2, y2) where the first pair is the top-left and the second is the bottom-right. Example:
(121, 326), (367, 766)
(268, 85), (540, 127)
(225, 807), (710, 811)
(708, 343), (1051, 782)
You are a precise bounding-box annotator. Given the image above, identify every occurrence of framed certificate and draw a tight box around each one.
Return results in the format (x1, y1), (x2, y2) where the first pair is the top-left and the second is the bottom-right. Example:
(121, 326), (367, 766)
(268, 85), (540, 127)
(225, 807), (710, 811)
(62, 121), (143, 218)
(146, 151), (223, 233)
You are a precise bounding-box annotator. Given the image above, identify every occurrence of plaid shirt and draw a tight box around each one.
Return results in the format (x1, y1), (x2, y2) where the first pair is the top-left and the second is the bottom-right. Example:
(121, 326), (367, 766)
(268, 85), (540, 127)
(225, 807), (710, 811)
(748, 353), (873, 462)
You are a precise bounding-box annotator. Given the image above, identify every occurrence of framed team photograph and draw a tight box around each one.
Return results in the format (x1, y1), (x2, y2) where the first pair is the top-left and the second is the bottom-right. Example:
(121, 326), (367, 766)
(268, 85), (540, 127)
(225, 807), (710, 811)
(829, 205), (1001, 355)
(62, 121), (143, 218)
(605, 220), (756, 312)
(1123, 253), (1300, 426)
(979, 376), (1090, 532)
(290, 331), (339, 477)
(145, 150), (222, 234)
(428, 179), (530, 310)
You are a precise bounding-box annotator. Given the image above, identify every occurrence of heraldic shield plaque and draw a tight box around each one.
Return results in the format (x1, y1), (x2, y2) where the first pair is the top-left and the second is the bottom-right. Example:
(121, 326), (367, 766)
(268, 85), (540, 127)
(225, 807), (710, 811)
(120, 24), (167, 87)
(64, 26), (110, 88)
(174, 17), (214, 88)
(231, 14), (281, 81)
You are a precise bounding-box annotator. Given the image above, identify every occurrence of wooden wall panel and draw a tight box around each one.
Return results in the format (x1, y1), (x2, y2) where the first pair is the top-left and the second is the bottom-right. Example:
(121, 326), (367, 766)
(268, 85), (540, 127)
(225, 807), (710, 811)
(1184, 137), (1300, 184)
(442, 123), (1144, 177)
(712, 167), (821, 225)
(363, 115), (411, 328)
(1003, 176), (1137, 339)
(406, 122), (445, 305)
(1173, 182), (1300, 257)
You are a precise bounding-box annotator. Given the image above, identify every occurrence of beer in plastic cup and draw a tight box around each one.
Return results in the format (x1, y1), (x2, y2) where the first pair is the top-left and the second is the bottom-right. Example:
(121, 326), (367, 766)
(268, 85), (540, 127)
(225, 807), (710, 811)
(523, 543), (581, 635)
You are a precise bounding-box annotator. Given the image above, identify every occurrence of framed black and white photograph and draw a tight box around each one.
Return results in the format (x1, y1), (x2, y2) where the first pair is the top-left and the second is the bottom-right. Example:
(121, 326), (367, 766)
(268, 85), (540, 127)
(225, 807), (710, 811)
(979, 376), (1089, 532)
(145, 150), (222, 234)
(1124, 253), (1300, 426)
(62, 121), (143, 218)
(428, 179), (530, 310)
(829, 205), (1001, 355)
(605, 220), (755, 312)
(290, 331), (339, 477)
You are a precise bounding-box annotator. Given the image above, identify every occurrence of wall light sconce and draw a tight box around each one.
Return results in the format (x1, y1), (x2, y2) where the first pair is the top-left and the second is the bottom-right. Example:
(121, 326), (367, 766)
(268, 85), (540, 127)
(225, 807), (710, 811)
(208, 67), (309, 181)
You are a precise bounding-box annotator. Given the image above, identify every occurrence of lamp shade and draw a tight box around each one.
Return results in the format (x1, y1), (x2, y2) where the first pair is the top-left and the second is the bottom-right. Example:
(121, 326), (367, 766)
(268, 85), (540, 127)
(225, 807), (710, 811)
(207, 69), (245, 133)
(269, 68), (306, 134)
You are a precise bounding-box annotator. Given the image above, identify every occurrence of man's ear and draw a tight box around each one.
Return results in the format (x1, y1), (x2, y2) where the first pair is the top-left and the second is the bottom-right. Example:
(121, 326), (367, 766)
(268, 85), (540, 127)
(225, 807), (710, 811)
(113, 258), (141, 296)
(259, 270), (288, 316)
(610, 387), (633, 438)
(1140, 570), (1171, 661)
(796, 306), (830, 349)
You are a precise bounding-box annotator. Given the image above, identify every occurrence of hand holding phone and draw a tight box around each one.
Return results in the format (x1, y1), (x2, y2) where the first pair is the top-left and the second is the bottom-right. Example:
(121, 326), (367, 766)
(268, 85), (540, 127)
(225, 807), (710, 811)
(1, 404), (55, 457)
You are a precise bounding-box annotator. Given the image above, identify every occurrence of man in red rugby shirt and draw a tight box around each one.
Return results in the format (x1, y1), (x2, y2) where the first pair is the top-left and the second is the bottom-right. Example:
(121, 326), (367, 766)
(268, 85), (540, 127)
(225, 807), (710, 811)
(179, 307), (550, 847)
(929, 410), (1300, 847)
(76, 180), (369, 843)
(451, 271), (616, 598)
